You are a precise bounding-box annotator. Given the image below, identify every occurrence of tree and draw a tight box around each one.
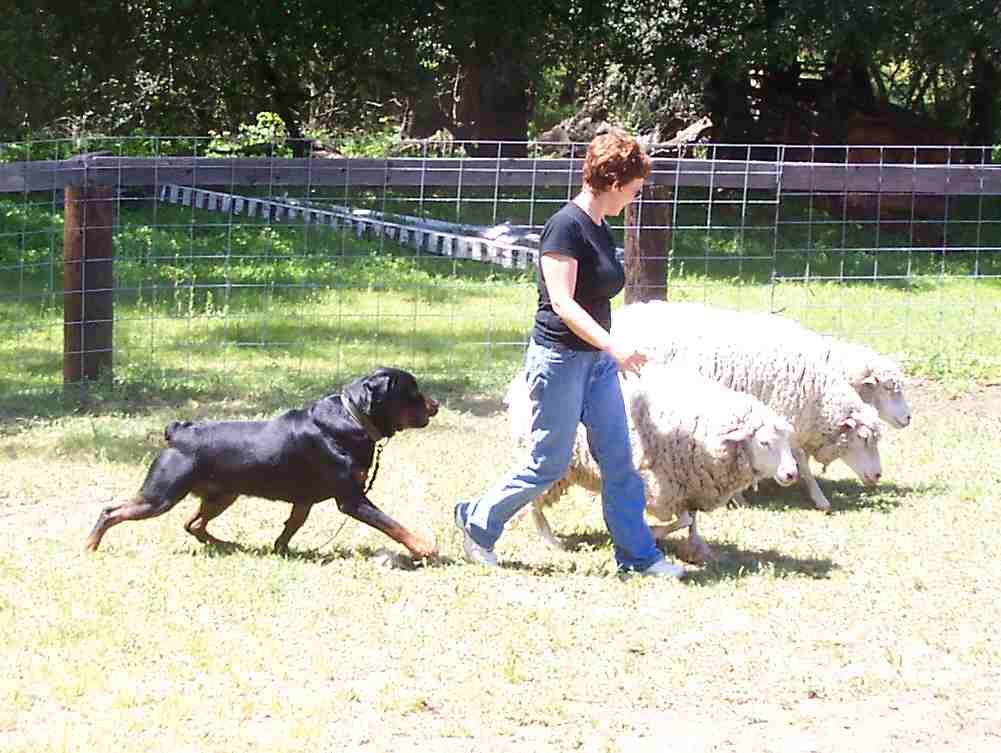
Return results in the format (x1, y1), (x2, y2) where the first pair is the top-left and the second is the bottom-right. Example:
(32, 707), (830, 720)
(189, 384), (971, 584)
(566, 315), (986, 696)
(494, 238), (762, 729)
(579, 0), (1000, 147)
(2, 0), (997, 150)
(401, 0), (589, 153)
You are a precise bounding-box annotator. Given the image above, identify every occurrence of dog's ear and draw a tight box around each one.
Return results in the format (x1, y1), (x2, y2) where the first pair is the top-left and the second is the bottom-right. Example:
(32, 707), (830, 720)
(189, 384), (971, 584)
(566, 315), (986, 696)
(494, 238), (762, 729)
(340, 374), (369, 416)
(342, 370), (390, 416)
(364, 369), (399, 436)
(367, 371), (393, 403)
(342, 368), (419, 438)
(340, 369), (397, 437)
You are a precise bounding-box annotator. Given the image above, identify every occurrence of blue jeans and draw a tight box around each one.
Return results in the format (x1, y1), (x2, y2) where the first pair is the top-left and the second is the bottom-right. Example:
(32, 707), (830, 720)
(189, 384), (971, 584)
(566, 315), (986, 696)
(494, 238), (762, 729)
(456, 338), (663, 571)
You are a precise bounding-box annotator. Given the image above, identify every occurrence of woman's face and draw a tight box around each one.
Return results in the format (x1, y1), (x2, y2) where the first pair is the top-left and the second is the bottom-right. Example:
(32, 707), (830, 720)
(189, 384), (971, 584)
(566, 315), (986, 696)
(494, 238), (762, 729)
(608, 177), (645, 216)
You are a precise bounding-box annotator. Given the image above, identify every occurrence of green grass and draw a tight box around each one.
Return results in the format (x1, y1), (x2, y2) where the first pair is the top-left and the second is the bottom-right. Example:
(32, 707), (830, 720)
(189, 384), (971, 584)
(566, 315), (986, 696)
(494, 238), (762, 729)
(0, 199), (537, 413)
(2, 192), (1001, 751)
(0, 382), (999, 752)
(2, 192), (1001, 419)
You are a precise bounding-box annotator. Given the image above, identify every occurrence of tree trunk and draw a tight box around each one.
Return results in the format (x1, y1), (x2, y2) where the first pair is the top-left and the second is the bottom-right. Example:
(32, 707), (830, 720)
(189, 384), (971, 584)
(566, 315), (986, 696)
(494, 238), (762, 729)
(969, 48), (999, 147)
(454, 56), (530, 157)
(704, 70), (755, 151)
(624, 185), (671, 303)
(402, 96), (450, 140)
(399, 66), (450, 139)
(825, 56), (877, 121)
(257, 56), (309, 156)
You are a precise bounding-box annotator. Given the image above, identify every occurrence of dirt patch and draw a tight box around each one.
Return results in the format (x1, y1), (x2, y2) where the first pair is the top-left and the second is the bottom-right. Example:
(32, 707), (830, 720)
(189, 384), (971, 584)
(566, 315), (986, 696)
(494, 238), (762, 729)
(907, 378), (1001, 424)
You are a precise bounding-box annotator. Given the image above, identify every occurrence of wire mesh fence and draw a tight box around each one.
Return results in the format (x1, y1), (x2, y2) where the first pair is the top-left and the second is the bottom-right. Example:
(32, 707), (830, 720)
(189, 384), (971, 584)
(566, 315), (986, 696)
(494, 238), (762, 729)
(1, 136), (999, 408)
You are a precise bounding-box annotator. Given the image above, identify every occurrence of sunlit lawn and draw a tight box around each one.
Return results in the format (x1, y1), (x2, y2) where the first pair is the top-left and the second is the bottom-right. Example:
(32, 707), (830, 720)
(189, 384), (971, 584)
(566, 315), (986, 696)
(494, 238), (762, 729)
(2, 193), (1001, 752)
(0, 376), (999, 752)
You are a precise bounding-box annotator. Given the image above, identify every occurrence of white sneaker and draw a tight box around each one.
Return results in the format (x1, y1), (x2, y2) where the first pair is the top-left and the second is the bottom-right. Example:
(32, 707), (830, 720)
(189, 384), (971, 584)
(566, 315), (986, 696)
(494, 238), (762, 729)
(624, 557), (685, 580)
(454, 505), (498, 567)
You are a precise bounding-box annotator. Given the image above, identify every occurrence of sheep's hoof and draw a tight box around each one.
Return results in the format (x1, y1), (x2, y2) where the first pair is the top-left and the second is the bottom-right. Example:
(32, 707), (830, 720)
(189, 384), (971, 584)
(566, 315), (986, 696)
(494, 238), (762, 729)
(675, 537), (716, 566)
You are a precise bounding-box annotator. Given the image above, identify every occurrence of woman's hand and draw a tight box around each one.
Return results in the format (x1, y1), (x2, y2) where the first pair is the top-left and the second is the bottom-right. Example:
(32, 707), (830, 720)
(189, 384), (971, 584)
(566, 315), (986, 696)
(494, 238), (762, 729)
(606, 340), (648, 378)
(539, 252), (648, 378)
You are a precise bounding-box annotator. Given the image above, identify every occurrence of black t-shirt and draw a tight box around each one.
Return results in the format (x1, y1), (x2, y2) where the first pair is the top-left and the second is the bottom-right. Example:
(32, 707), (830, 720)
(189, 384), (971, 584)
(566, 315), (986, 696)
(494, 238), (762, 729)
(532, 202), (625, 351)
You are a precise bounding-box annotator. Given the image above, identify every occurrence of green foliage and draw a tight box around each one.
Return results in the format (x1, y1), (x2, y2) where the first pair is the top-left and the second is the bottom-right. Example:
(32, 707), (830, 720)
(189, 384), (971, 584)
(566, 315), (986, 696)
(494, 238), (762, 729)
(3, 2), (998, 149)
(0, 134), (213, 162)
(332, 120), (401, 158)
(206, 113), (291, 158)
(528, 66), (581, 137)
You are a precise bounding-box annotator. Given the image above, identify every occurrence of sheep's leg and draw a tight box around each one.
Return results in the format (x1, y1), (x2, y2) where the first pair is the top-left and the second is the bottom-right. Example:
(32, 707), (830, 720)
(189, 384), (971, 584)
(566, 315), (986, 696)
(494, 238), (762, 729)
(649, 510), (691, 540)
(674, 511), (715, 565)
(731, 478), (762, 507)
(794, 447), (831, 511)
(530, 504), (566, 550)
(687, 512), (715, 563)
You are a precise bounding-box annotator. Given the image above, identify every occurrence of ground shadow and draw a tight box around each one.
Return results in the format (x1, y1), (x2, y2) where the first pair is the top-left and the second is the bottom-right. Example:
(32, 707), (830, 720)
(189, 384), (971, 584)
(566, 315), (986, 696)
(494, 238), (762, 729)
(179, 532), (831, 581)
(482, 559), (590, 577)
(532, 529), (834, 582)
(557, 530), (614, 551)
(446, 394), (508, 417)
(740, 478), (942, 514)
(0, 368), (496, 429)
(173, 539), (452, 570)
(171, 539), (325, 561)
(4, 372), (489, 468)
(676, 543), (836, 584)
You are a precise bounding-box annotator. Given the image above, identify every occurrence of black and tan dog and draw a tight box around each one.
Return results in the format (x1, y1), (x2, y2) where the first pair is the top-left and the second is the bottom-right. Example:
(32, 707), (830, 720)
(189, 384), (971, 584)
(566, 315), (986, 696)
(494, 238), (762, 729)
(85, 367), (438, 559)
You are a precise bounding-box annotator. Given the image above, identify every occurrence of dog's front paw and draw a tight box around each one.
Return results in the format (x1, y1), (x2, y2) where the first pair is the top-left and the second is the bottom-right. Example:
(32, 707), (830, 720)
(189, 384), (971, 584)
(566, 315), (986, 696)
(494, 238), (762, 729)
(405, 537), (437, 560)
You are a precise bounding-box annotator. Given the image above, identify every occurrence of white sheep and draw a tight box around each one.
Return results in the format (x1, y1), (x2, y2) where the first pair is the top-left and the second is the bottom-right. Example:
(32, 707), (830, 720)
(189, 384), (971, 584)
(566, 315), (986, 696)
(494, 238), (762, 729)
(657, 302), (912, 428)
(818, 339), (910, 428)
(613, 300), (884, 511)
(507, 365), (799, 564)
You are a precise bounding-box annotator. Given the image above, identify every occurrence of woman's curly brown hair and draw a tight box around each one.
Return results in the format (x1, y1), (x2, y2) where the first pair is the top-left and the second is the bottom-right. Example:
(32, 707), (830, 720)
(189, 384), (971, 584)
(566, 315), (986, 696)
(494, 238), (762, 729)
(582, 128), (652, 194)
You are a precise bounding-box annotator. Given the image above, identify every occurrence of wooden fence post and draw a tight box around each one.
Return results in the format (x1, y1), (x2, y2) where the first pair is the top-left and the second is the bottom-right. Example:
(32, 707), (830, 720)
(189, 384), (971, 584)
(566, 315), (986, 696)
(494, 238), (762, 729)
(624, 184), (671, 303)
(64, 182), (114, 385)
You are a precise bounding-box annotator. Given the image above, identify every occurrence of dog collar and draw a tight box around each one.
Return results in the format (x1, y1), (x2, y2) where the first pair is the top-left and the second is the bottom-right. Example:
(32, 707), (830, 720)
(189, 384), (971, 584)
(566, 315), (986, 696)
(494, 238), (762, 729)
(342, 395), (385, 442)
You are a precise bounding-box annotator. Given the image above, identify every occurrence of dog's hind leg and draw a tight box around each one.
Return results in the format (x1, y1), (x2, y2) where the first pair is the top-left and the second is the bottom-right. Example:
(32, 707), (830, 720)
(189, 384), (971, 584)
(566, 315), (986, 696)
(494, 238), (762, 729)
(85, 492), (185, 552)
(273, 502), (312, 554)
(85, 448), (195, 552)
(184, 493), (239, 547)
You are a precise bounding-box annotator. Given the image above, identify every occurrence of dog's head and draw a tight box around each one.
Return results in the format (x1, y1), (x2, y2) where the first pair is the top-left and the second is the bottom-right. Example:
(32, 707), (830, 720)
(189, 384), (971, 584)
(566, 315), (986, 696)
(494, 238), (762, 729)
(341, 367), (439, 439)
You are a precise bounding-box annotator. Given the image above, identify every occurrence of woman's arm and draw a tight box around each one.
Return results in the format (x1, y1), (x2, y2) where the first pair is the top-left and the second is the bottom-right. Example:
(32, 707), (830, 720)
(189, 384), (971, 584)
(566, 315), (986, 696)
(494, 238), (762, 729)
(540, 252), (647, 377)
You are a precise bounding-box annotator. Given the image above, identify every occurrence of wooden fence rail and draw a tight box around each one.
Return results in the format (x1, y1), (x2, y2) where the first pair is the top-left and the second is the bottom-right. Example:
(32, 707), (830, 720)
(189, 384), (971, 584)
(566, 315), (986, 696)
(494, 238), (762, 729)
(2, 155), (1001, 195)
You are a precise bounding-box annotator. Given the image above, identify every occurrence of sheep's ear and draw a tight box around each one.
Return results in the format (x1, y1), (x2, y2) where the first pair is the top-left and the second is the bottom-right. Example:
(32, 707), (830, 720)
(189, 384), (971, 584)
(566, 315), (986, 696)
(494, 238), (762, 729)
(839, 416), (858, 432)
(720, 425), (752, 444)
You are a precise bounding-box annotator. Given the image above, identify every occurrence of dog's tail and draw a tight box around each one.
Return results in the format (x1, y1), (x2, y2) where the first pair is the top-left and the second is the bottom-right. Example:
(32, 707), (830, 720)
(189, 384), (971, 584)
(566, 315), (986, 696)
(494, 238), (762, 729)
(164, 420), (193, 443)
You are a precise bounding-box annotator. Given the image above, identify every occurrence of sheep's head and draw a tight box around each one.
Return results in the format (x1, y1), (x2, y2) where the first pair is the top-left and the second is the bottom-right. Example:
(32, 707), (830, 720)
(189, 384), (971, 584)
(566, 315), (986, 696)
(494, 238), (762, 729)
(721, 417), (798, 486)
(816, 407), (882, 485)
(853, 366), (911, 429)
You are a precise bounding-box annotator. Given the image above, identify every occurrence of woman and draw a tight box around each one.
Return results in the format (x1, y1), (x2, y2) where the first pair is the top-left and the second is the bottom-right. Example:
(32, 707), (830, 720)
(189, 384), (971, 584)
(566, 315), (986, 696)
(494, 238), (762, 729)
(454, 129), (684, 578)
